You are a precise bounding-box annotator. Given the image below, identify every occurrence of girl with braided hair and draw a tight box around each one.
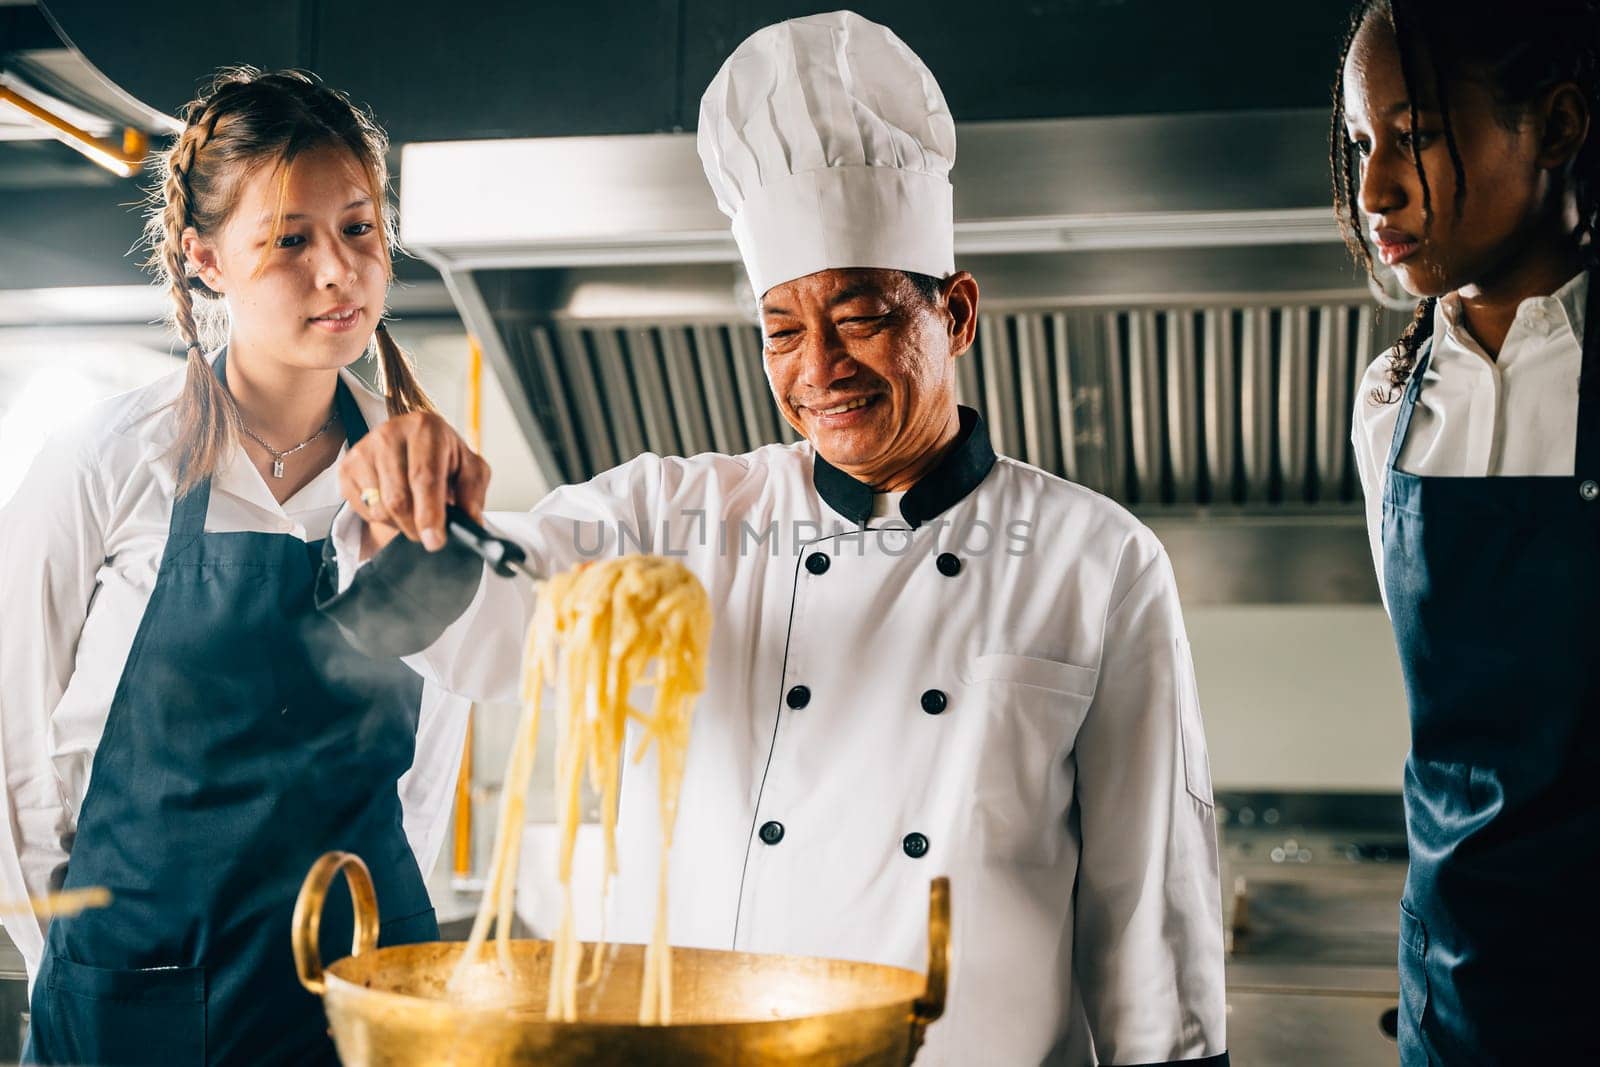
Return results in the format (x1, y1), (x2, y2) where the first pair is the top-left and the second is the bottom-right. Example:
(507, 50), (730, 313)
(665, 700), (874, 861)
(1336, 1), (1600, 1061)
(0, 68), (473, 1064)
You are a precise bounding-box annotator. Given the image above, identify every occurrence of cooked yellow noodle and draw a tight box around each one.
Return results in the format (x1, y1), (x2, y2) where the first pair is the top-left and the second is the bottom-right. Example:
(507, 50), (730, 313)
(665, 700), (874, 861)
(0, 887), (111, 919)
(449, 555), (710, 1025)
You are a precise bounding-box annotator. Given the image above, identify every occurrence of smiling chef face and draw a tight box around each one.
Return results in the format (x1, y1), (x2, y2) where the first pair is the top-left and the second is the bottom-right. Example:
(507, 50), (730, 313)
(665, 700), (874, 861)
(759, 267), (979, 490)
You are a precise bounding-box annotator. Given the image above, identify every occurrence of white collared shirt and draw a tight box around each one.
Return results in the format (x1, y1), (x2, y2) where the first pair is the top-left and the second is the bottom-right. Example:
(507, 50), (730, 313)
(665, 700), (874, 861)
(1353, 272), (1589, 601)
(0, 361), (470, 981)
(332, 431), (1227, 1065)
(868, 489), (908, 523)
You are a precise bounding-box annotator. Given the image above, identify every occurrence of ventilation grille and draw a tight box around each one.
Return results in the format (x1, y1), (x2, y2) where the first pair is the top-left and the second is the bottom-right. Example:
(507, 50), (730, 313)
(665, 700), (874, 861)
(498, 301), (1397, 508)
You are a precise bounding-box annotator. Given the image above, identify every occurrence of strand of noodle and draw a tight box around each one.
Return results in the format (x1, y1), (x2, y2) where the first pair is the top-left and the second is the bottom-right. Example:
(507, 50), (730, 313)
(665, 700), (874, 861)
(449, 691), (522, 972)
(547, 644), (586, 1020)
(449, 583), (553, 986)
(592, 569), (629, 990)
(636, 580), (700, 1022)
(449, 557), (708, 1024)
(494, 654), (543, 971)
(548, 571), (602, 1022)
(579, 575), (629, 989)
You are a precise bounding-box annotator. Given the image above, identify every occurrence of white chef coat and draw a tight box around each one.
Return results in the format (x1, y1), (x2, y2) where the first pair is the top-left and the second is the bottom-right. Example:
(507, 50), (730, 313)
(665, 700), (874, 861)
(331, 409), (1227, 1066)
(0, 359), (470, 982)
(1353, 272), (1588, 602)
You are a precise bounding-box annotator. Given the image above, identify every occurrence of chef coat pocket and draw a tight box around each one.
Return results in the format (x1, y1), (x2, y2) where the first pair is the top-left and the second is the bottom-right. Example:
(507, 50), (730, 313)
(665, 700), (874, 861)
(970, 653), (1098, 697)
(970, 653), (1097, 865)
(1176, 638), (1214, 807)
(43, 956), (204, 1065)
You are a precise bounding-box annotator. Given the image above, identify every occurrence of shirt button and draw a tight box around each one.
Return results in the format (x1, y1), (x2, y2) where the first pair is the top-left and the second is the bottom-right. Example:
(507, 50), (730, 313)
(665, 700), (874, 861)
(920, 689), (948, 715)
(1582, 480), (1599, 502)
(786, 685), (811, 709)
(936, 552), (962, 577)
(805, 551), (831, 575)
(759, 820), (785, 845)
(902, 832), (929, 858)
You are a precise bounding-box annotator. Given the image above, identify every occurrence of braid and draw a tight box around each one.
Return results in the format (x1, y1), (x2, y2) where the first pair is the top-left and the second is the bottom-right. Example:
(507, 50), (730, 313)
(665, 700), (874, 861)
(1570, 2), (1600, 263)
(1387, 4), (1436, 230)
(1332, 5), (1374, 270)
(149, 108), (241, 495)
(374, 322), (438, 417)
(1373, 297), (1438, 403)
(1380, 1), (1458, 399)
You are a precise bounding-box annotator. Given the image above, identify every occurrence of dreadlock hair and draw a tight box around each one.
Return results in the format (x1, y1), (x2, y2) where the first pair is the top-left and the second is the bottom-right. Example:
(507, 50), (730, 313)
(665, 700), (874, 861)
(143, 67), (435, 495)
(1330, 0), (1600, 402)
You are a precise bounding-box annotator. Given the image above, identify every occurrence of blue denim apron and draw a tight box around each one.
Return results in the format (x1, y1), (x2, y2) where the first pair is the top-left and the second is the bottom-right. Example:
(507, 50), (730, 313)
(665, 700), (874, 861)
(24, 354), (438, 1065)
(1384, 279), (1600, 1064)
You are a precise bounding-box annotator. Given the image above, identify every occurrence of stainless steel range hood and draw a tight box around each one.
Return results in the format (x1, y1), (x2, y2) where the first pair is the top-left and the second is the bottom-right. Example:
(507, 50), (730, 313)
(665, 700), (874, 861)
(400, 109), (1403, 603)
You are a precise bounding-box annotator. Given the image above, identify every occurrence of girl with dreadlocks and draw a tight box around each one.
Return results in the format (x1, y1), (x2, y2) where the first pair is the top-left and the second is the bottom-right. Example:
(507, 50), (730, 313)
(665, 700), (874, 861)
(1337, 0), (1600, 1062)
(0, 69), (473, 1064)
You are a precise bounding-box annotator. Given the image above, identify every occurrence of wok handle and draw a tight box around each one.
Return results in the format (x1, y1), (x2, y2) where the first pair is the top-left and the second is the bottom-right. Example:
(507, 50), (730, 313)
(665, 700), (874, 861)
(292, 851), (381, 996)
(907, 876), (950, 1060)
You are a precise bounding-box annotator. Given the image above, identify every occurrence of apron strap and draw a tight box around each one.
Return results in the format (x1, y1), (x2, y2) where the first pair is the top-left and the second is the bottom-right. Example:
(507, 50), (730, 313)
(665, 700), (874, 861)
(1385, 337), (1435, 474)
(164, 349), (372, 556)
(333, 371), (371, 444)
(1574, 269), (1600, 474)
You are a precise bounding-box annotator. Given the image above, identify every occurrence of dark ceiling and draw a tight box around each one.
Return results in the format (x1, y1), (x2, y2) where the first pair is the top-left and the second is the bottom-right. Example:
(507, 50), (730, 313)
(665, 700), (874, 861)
(2, 0), (1358, 293)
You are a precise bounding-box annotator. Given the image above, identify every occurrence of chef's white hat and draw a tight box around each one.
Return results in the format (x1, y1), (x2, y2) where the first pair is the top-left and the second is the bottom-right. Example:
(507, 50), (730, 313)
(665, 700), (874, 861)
(696, 10), (956, 298)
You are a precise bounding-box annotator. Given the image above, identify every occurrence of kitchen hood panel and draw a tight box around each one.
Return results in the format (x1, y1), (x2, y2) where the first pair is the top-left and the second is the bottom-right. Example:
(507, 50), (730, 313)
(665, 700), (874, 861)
(480, 265), (1405, 511)
(401, 111), (1344, 270)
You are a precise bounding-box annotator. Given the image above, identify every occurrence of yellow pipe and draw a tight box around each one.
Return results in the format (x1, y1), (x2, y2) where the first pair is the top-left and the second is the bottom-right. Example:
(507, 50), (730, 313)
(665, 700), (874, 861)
(465, 338), (484, 451)
(453, 715), (475, 880)
(452, 336), (486, 881)
(0, 88), (149, 178)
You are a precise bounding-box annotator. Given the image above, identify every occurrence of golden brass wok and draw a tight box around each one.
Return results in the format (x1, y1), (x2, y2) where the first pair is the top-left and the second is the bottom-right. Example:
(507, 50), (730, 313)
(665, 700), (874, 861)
(293, 852), (949, 1065)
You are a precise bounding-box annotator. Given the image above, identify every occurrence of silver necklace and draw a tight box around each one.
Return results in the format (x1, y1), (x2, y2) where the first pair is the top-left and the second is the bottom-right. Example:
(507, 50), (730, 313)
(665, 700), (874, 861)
(239, 410), (339, 478)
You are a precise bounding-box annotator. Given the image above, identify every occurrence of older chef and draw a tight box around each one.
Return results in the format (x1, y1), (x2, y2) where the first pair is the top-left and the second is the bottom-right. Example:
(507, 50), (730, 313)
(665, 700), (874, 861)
(325, 11), (1228, 1065)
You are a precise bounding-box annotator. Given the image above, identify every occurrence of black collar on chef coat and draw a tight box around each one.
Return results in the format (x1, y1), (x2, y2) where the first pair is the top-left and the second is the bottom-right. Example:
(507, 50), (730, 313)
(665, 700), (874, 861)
(812, 405), (997, 529)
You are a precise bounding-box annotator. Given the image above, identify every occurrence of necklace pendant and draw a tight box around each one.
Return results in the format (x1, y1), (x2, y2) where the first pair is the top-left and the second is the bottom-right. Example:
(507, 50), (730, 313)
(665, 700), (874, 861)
(271, 457), (285, 479)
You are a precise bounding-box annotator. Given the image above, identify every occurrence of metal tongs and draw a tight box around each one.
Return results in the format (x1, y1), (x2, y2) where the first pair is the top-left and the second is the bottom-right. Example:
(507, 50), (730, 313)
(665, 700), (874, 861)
(444, 504), (537, 581)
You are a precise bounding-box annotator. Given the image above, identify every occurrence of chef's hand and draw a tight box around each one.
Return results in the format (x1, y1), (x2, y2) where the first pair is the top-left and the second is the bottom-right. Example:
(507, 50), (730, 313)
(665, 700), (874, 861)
(338, 412), (491, 555)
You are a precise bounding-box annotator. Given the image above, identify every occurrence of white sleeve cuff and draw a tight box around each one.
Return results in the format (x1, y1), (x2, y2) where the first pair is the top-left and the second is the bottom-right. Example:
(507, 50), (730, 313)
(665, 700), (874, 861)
(329, 502), (369, 594)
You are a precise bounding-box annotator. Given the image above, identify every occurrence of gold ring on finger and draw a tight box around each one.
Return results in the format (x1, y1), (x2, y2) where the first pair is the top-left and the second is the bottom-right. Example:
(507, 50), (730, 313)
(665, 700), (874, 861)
(360, 487), (382, 509)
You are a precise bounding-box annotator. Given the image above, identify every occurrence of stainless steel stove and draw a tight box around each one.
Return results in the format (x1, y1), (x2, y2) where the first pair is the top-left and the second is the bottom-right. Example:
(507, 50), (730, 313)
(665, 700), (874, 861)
(1218, 792), (1406, 1065)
